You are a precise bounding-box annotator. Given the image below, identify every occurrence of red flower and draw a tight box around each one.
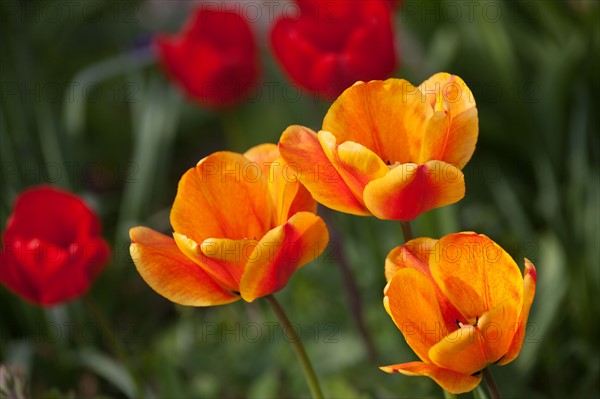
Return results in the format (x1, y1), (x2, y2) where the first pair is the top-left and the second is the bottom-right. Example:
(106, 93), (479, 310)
(156, 8), (260, 108)
(0, 186), (109, 306)
(270, 0), (397, 100)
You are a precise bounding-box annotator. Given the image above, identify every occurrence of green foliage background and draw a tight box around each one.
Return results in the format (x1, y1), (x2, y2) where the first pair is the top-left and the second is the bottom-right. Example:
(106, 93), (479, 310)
(1, 0), (598, 398)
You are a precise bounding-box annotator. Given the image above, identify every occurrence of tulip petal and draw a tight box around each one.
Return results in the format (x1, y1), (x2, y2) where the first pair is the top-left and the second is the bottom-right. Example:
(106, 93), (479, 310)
(384, 268), (447, 363)
(363, 161), (465, 221)
(418, 107), (478, 169)
(429, 232), (524, 322)
(428, 324), (488, 375)
(418, 73), (476, 118)
(477, 297), (519, 364)
(279, 125), (370, 215)
(243, 144), (316, 225)
(417, 73), (478, 168)
(130, 227), (239, 306)
(171, 233), (240, 291)
(243, 143), (279, 166)
(322, 79), (431, 165)
(498, 259), (537, 365)
(380, 362), (482, 394)
(171, 151), (274, 246)
(386, 239), (464, 330)
(240, 212), (328, 302)
(384, 237), (437, 281)
(318, 131), (389, 201)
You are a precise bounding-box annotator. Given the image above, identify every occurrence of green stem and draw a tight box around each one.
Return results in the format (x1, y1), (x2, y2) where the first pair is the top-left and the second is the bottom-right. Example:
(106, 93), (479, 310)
(482, 368), (501, 399)
(443, 390), (457, 399)
(265, 295), (324, 399)
(400, 221), (414, 242)
(473, 384), (489, 399)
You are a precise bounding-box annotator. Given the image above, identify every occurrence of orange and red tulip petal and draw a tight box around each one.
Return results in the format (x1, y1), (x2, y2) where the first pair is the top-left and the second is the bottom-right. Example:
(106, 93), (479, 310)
(172, 233), (240, 291)
(171, 151), (274, 244)
(384, 268), (447, 363)
(476, 297), (519, 364)
(380, 362), (482, 394)
(318, 131), (389, 201)
(384, 237), (437, 281)
(363, 161), (465, 221)
(279, 125), (370, 216)
(322, 79), (430, 165)
(498, 259), (537, 365)
(287, 183), (318, 219)
(428, 324), (488, 375)
(239, 212), (328, 302)
(130, 227), (239, 307)
(429, 233), (524, 322)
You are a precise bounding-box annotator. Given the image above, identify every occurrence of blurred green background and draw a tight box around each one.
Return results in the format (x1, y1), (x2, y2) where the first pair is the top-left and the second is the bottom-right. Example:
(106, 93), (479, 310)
(1, 0), (598, 398)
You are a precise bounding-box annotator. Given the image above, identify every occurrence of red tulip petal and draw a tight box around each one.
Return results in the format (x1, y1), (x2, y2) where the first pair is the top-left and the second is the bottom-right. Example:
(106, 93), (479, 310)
(155, 9), (259, 108)
(279, 125), (369, 216)
(380, 362), (482, 394)
(239, 212), (328, 302)
(5, 186), (101, 246)
(363, 161), (465, 221)
(130, 227), (238, 306)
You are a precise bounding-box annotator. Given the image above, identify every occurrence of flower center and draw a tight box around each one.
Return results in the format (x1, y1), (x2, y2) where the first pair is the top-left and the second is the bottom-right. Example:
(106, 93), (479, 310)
(456, 316), (479, 329)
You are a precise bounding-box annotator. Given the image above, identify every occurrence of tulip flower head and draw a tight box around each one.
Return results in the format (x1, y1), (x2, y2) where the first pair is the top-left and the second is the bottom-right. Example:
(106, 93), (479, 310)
(279, 73), (478, 221)
(130, 144), (329, 305)
(270, 0), (397, 100)
(380, 232), (537, 394)
(0, 186), (109, 306)
(156, 8), (260, 108)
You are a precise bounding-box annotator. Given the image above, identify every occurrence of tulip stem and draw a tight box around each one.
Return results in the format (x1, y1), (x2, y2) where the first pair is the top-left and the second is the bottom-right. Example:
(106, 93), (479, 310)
(443, 390), (457, 399)
(482, 368), (501, 399)
(265, 294), (324, 399)
(400, 221), (414, 242)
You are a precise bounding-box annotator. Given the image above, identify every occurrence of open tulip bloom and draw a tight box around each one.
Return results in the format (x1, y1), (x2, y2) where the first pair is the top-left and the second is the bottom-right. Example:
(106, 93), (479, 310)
(130, 144), (328, 304)
(130, 145), (328, 397)
(380, 232), (537, 394)
(279, 73), (478, 221)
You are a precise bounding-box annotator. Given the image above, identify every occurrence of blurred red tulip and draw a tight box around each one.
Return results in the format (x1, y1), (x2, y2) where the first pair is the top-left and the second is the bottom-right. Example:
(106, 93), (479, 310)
(0, 186), (109, 306)
(271, 0), (397, 100)
(156, 8), (260, 108)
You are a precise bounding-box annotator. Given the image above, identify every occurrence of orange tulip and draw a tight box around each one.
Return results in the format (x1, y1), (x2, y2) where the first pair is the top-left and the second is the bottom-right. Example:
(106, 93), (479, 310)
(380, 232), (536, 394)
(279, 73), (478, 221)
(129, 144), (329, 304)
